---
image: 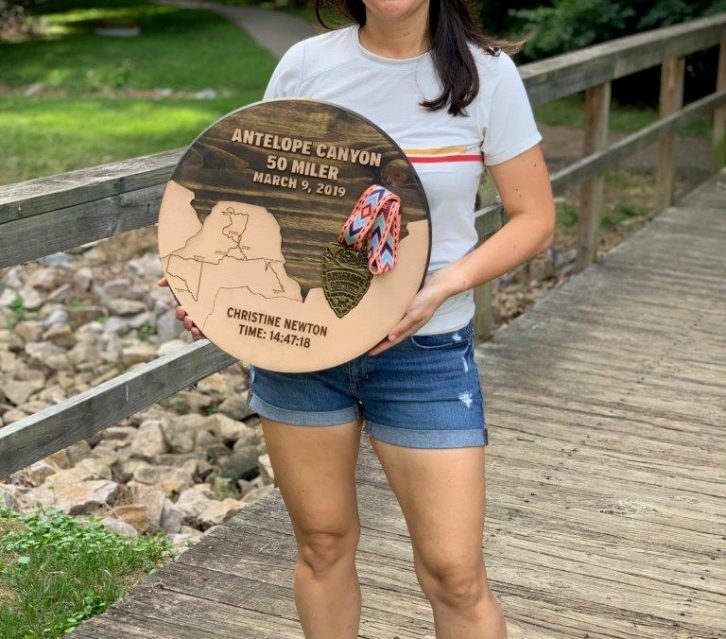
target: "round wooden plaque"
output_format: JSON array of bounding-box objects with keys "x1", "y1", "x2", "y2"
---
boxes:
[{"x1": 158, "y1": 98, "x2": 431, "y2": 372}]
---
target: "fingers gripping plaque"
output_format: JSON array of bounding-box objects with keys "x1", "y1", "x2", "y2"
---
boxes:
[{"x1": 157, "y1": 98, "x2": 431, "y2": 372}]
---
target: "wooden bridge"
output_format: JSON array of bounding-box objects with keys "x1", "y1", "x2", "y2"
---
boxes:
[
  {"x1": 1, "y1": 13, "x2": 724, "y2": 639},
  {"x1": 69, "y1": 169, "x2": 726, "y2": 639}
]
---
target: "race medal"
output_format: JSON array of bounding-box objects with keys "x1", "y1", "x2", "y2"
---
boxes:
[
  {"x1": 157, "y1": 98, "x2": 431, "y2": 372},
  {"x1": 321, "y1": 243, "x2": 372, "y2": 318}
]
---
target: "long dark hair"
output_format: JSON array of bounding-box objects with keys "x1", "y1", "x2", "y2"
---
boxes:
[{"x1": 314, "y1": 0, "x2": 524, "y2": 117}]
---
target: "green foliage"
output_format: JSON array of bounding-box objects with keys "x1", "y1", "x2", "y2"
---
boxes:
[
  {"x1": 601, "y1": 201, "x2": 648, "y2": 228},
  {"x1": 0, "y1": 506, "x2": 173, "y2": 638},
  {"x1": 4, "y1": 293, "x2": 27, "y2": 333},
  {"x1": 137, "y1": 321, "x2": 157, "y2": 342},
  {"x1": 556, "y1": 203, "x2": 579, "y2": 228},
  {"x1": 512, "y1": 0, "x2": 726, "y2": 59}
]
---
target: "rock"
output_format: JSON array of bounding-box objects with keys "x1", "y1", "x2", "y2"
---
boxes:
[
  {"x1": 161, "y1": 414, "x2": 207, "y2": 453},
  {"x1": 155, "y1": 452, "x2": 206, "y2": 468},
  {"x1": 170, "y1": 530, "x2": 203, "y2": 552},
  {"x1": 18, "y1": 399, "x2": 49, "y2": 413},
  {"x1": 102, "y1": 517, "x2": 138, "y2": 537},
  {"x1": 0, "y1": 484, "x2": 26, "y2": 510},
  {"x1": 176, "y1": 484, "x2": 245, "y2": 530},
  {"x1": 75, "y1": 457, "x2": 112, "y2": 480},
  {"x1": 120, "y1": 343, "x2": 156, "y2": 366},
  {"x1": 130, "y1": 419, "x2": 168, "y2": 461},
  {"x1": 14, "y1": 321, "x2": 44, "y2": 343},
  {"x1": 218, "y1": 391, "x2": 254, "y2": 421},
  {"x1": 174, "y1": 389, "x2": 212, "y2": 413},
  {"x1": 18, "y1": 287, "x2": 43, "y2": 311},
  {"x1": 65, "y1": 439, "x2": 92, "y2": 464},
  {"x1": 26, "y1": 267, "x2": 58, "y2": 291},
  {"x1": 112, "y1": 504, "x2": 149, "y2": 534},
  {"x1": 101, "y1": 426, "x2": 137, "y2": 443},
  {"x1": 241, "y1": 484, "x2": 275, "y2": 504},
  {"x1": 210, "y1": 413, "x2": 258, "y2": 445},
  {"x1": 42, "y1": 308, "x2": 69, "y2": 328},
  {"x1": 221, "y1": 447, "x2": 260, "y2": 482},
  {"x1": 66, "y1": 305, "x2": 106, "y2": 326},
  {"x1": 47, "y1": 283, "x2": 73, "y2": 304},
  {"x1": 2, "y1": 408, "x2": 28, "y2": 424},
  {"x1": 43, "y1": 449, "x2": 72, "y2": 469},
  {"x1": 2, "y1": 371, "x2": 45, "y2": 405},
  {"x1": 126, "y1": 482, "x2": 166, "y2": 532},
  {"x1": 42, "y1": 324, "x2": 76, "y2": 349},
  {"x1": 108, "y1": 299, "x2": 146, "y2": 316},
  {"x1": 27, "y1": 474, "x2": 119, "y2": 515},
  {"x1": 13, "y1": 460, "x2": 59, "y2": 487},
  {"x1": 160, "y1": 498, "x2": 185, "y2": 534},
  {"x1": 132, "y1": 465, "x2": 193, "y2": 496},
  {"x1": 156, "y1": 310, "x2": 181, "y2": 342},
  {"x1": 156, "y1": 339, "x2": 186, "y2": 357},
  {"x1": 196, "y1": 373, "x2": 228, "y2": 395},
  {"x1": 258, "y1": 453, "x2": 274, "y2": 484},
  {"x1": 120, "y1": 459, "x2": 152, "y2": 483},
  {"x1": 73, "y1": 267, "x2": 94, "y2": 292},
  {"x1": 24, "y1": 342, "x2": 71, "y2": 371}
]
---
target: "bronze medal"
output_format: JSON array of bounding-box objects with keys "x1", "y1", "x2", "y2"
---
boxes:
[{"x1": 321, "y1": 242, "x2": 373, "y2": 318}]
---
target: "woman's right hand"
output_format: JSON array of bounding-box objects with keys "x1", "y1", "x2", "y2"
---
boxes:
[{"x1": 157, "y1": 276, "x2": 206, "y2": 340}]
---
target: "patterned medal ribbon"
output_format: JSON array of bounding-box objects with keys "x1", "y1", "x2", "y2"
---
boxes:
[{"x1": 337, "y1": 184, "x2": 401, "y2": 275}]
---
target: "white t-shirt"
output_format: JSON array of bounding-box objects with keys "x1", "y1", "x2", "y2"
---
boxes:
[{"x1": 262, "y1": 23, "x2": 542, "y2": 335}]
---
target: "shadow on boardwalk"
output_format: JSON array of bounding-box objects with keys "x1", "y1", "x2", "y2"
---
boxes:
[{"x1": 71, "y1": 171, "x2": 726, "y2": 637}]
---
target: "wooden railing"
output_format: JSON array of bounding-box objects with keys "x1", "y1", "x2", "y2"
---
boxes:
[{"x1": 1, "y1": 14, "x2": 724, "y2": 477}]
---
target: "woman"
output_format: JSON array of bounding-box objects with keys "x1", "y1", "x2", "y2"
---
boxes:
[{"x1": 159, "y1": 0, "x2": 555, "y2": 636}]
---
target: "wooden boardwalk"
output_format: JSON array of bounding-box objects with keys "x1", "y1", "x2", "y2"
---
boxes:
[{"x1": 72, "y1": 171, "x2": 726, "y2": 639}]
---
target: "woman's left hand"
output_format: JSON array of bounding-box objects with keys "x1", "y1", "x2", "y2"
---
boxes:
[{"x1": 366, "y1": 268, "x2": 456, "y2": 356}]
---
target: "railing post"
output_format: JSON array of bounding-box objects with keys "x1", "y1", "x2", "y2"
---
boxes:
[
  {"x1": 575, "y1": 81, "x2": 611, "y2": 272},
  {"x1": 713, "y1": 40, "x2": 726, "y2": 171},
  {"x1": 655, "y1": 56, "x2": 685, "y2": 210},
  {"x1": 473, "y1": 172, "x2": 497, "y2": 344}
]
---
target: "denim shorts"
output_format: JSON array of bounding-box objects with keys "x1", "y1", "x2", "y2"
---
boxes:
[{"x1": 246, "y1": 319, "x2": 488, "y2": 449}]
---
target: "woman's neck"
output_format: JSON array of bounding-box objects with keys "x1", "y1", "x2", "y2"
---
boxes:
[{"x1": 358, "y1": 8, "x2": 430, "y2": 59}]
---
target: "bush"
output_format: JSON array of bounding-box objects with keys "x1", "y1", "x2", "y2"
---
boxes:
[
  {"x1": 511, "y1": 0, "x2": 726, "y2": 60},
  {"x1": 510, "y1": 0, "x2": 726, "y2": 107}
]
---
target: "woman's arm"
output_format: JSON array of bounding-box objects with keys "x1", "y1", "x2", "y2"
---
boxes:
[{"x1": 367, "y1": 142, "x2": 555, "y2": 355}]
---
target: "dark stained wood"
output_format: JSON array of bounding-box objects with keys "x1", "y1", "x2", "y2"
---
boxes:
[
  {"x1": 73, "y1": 171, "x2": 726, "y2": 639},
  {"x1": 166, "y1": 100, "x2": 429, "y2": 295}
]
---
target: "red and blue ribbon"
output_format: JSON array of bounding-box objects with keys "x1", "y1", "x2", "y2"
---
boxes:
[{"x1": 337, "y1": 184, "x2": 401, "y2": 275}]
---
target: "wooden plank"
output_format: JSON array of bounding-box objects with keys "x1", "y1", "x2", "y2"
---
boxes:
[
  {"x1": 713, "y1": 40, "x2": 726, "y2": 169},
  {"x1": 0, "y1": 340, "x2": 237, "y2": 477},
  {"x1": 0, "y1": 149, "x2": 181, "y2": 224},
  {"x1": 576, "y1": 81, "x2": 610, "y2": 271},
  {"x1": 521, "y1": 13, "x2": 726, "y2": 106},
  {"x1": 655, "y1": 57, "x2": 686, "y2": 210}
]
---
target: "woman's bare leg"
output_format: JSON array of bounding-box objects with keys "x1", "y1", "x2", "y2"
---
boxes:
[
  {"x1": 369, "y1": 438, "x2": 506, "y2": 639},
  {"x1": 261, "y1": 416, "x2": 364, "y2": 639}
]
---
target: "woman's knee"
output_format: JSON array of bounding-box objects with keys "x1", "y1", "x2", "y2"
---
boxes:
[
  {"x1": 417, "y1": 555, "x2": 488, "y2": 608},
  {"x1": 296, "y1": 525, "x2": 361, "y2": 577}
]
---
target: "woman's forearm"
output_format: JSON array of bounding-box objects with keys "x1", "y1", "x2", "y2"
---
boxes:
[{"x1": 433, "y1": 211, "x2": 555, "y2": 299}]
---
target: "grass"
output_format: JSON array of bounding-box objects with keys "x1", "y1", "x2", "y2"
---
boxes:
[
  {"x1": 0, "y1": 506, "x2": 174, "y2": 639},
  {"x1": 0, "y1": 0, "x2": 277, "y2": 184},
  {"x1": 0, "y1": 95, "x2": 256, "y2": 182}
]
